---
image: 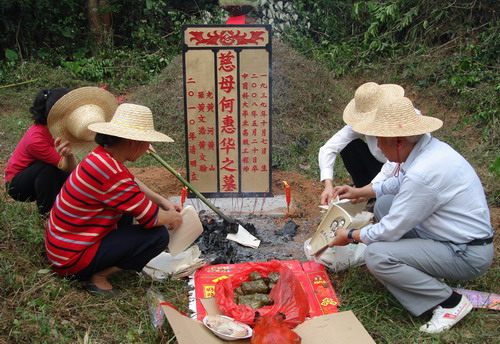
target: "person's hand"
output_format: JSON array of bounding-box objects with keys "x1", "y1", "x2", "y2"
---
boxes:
[
  {"x1": 160, "y1": 198, "x2": 182, "y2": 212},
  {"x1": 320, "y1": 184, "x2": 335, "y2": 205},
  {"x1": 328, "y1": 228, "x2": 349, "y2": 247},
  {"x1": 332, "y1": 185, "x2": 357, "y2": 200},
  {"x1": 164, "y1": 209, "x2": 182, "y2": 230},
  {"x1": 147, "y1": 144, "x2": 157, "y2": 154},
  {"x1": 54, "y1": 137, "x2": 73, "y2": 157}
]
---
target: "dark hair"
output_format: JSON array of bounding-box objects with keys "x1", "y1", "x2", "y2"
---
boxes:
[
  {"x1": 95, "y1": 133, "x2": 124, "y2": 147},
  {"x1": 30, "y1": 88, "x2": 70, "y2": 125}
]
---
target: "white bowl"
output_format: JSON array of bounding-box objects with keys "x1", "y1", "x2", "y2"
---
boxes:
[{"x1": 203, "y1": 315, "x2": 252, "y2": 341}]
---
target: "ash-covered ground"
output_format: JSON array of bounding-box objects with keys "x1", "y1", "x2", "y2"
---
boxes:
[{"x1": 194, "y1": 212, "x2": 321, "y2": 265}]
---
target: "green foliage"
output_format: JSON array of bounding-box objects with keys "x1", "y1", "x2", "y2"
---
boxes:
[
  {"x1": 0, "y1": 1, "x2": 220, "y2": 90},
  {"x1": 490, "y1": 156, "x2": 500, "y2": 177}
]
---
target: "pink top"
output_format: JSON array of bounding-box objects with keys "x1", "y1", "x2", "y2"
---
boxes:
[{"x1": 4, "y1": 124, "x2": 62, "y2": 182}]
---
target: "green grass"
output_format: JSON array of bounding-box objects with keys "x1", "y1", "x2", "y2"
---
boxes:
[
  {"x1": 0, "y1": 198, "x2": 188, "y2": 343},
  {"x1": 335, "y1": 266, "x2": 499, "y2": 343},
  {"x1": 0, "y1": 42, "x2": 498, "y2": 343}
]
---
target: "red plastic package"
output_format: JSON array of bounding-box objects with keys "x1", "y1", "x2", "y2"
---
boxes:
[
  {"x1": 251, "y1": 312, "x2": 302, "y2": 344},
  {"x1": 215, "y1": 260, "x2": 309, "y2": 327}
]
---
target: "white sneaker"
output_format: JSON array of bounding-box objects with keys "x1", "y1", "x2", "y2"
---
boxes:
[{"x1": 419, "y1": 295, "x2": 473, "y2": 333}]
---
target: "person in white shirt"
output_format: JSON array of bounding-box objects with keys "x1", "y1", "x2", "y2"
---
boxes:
[
  {"x1": 319, "y1": 82, "x2": 404, "y2": 205},
  {"x1": 330, "y1": 95, "x2": 494, "y2": 333}
]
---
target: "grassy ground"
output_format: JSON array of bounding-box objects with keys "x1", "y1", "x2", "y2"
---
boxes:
[{"x1": 0, "y1": 42, "x2": 498, "y2": 343}]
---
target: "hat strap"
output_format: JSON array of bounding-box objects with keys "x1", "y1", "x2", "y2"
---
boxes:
[{"x1": 394, "y1": 139, "x2": 401, "y2": 178}]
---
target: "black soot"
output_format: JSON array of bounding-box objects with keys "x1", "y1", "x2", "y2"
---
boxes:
[{"x1": 194, "y1": 211, "x2": 308, "y2": 264}]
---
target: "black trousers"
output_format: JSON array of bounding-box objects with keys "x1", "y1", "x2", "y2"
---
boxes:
[
  {"x1": 74, "y1": 215, "x2": 169, "y2": 281},
  {"x1": 5, "y1": 160, "x2": 70, "y2": 215},
  {"x1": 340, "y1": 138, "x2": 384, "y2": 188}
]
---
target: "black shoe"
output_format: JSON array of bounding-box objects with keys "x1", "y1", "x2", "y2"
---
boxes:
[{"x1": 83, "y1": 283, "x2": 121, "y2": 298}]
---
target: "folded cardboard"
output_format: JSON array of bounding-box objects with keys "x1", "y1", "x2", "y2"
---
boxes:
[
  {"x1": 168, "y1": 205, "x2": 204, "y2": 256},
  {"x1": 162, "y1": 297, "x2": 375, "y2": 344}
]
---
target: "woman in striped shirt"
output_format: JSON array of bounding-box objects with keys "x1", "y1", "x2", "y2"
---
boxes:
[{"x1": 45, "y1": 103, "x2": 182, "y2": 296}]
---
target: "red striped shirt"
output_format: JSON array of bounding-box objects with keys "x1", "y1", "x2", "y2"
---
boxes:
[{"x1": 45, "y1": 146, "x2": 159, "y2": 276}]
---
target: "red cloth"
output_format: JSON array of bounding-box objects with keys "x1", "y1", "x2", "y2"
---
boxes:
[
  {"x1": 226, "y1": 15, "x2": 246, "y2": 24},
  {"x1": 45, "y1": 146, "x2": 160, "y2": 276},
  {"x1": 4, "y1": 124, "x2": 62, "y2": 182}
]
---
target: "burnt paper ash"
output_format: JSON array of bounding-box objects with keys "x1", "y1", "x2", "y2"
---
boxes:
[
  {"x1": 194, "y1": 215, "x2": 305, "y2": 265},
  {"x1": 194, "y1": 217, "x2": 259, "y2": 265},
  {"x1": 275, "y1": 220, "x2": 299, "y2": 241}
]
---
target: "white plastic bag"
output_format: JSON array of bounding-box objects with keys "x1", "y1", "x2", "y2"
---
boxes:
[{"x1": 304, "y1": 238, "x2": 367, "y2": 273}]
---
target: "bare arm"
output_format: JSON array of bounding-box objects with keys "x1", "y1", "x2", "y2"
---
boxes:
[{"x1": 135, "y1": 178, "x2": 183, "y2": 229}]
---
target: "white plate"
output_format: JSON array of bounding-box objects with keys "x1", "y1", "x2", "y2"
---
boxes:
[{"x1": 203, "y1": 315, "x2": 252, "y2": 341}]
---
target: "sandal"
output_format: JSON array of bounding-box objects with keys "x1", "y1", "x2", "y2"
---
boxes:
[{"x1": 83, "y1": 283, "x2": 120, "y2": 298}]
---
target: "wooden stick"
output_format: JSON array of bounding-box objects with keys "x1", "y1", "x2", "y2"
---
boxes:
[
  {"x1": 0, "y1": 79, "x2": 38, "y2": 89},
  {"x1": 148, "y1": 150, "x2": 235, "y2": 224}
]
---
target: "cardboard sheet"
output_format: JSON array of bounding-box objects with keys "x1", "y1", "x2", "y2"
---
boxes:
[
  {"x1": 168, "y1": 205, "x2": 203, "y2": 256},
  {"x1": 162, "y1": 298, "x2": 375, "y2": 344}
]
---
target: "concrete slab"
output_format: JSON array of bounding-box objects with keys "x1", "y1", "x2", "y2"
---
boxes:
[{"x1": 170, "y1": 195, "x2": 288, "y2": 216}]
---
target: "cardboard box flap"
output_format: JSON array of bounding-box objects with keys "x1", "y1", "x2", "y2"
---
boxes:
[
  {"x1": 165, "y1": 299, "x2": 374, "y2": 344},
  {"x1": 294, "y1": 310, "x2": 375, "y2": 344},
  {"x1": 162, "y1": 303, "x2": 250, "y2": 344}
]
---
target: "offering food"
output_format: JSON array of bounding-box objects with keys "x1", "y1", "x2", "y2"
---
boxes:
[
  {"x1": 241, "y1": 280, "x2": 269, "y2": 295},
  {"x1": 234, "y1": 271, "x2": 280, "y2": 309},
  {"x1": 237, "y1": 293, "x2": 274, "y2": 309},
  {"x1": 203, "y1": 315, "x2": 252, "y2": 340}
]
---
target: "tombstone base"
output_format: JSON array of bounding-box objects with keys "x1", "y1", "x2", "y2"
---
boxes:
[{"x1": 170, "y1": 195, "x2": 289, "y2": 217}]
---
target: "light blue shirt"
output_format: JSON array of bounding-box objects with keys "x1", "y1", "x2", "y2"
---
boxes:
[{"x1": 360, "y1": 135, "x2": 492, "y2": 245}]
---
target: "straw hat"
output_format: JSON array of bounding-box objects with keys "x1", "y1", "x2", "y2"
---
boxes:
[
  {"x1": 352, "y1": 96, "x2": 443, "y2": 137},
  {"x1": 48, "y1": 87, "x2": 118, "y2": 153},
  {"x1": 88, "y1": 103, "x2": 174, "y2": 142},
  {"x1": 343, "y1": 82, "x2": 405, "y2": 126}
]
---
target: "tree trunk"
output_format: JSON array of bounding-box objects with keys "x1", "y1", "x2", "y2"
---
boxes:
[{"x1": 87, "y1": 0, "x2": 111, "y2": 45}]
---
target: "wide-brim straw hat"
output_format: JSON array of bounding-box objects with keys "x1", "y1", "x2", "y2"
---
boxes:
[
  {"x1": 48, "y1": 87, "x2": 118, "y2": 153},
  {"x1": 343, "y1": 82, "x2": 405, "y2": 126},
  {"x1": 352, "y1": 96, "x2": 443, "y2": 137},
  {"x1": 88, "y1": 103, "x2": 174, "y2": 142}
]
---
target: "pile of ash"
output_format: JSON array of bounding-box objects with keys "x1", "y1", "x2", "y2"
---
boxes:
[{"x1": 194, "y1": 212, "x2": 308, "y2": 265}]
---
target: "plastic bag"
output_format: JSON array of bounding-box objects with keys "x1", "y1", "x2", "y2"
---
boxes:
[
  {"x1": 251, "y1": 313, "x2": 302, "y2": 344},
  {"x1": 304, "y1": 238, "x2": 367, "y2": 273},
  {"x1": 215, "y1": 260, "x2": 309, "y2": 328},
  {"x1": 146, "y1": 286, "x2": 167, "y2": 329}
]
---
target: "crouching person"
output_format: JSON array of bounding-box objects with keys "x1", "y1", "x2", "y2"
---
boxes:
[
  {"x1": 45, "y1": 103, "x2": 182, "y2": 296},
  {"x1": 330, "y1": 95, "x2": 493, "y2": 333}
]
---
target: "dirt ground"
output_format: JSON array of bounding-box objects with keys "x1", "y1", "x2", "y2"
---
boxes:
[{"x1": 130, "y1": 167, "x2": 324, "y2": 220}]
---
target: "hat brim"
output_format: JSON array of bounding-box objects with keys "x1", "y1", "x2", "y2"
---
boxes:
[
  {"x1": 352, "y1": 115, "x2": 443, "y2": 137},
  {"x1": 343, "y1": 84, "x2": 404, "y2": 126},
  {"x1": 88, "y1": 122, "x2": 174, "y2": 142},
  {"x1": 48, "y1": 87, "x2": 118, "y2": 154}
]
